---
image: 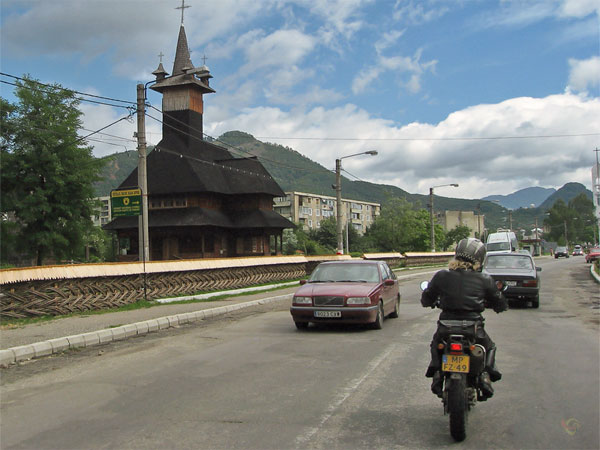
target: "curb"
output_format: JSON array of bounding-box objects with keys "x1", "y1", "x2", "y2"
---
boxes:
[
  {"x1": 0, "y1": 293, "x2": 293, "y2": 367},
  {"x1": 591, "y1": 263, "x2": 600, "y2": 284}
]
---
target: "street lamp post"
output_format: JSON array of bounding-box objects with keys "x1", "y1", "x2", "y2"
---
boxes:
[
  {"x1": 429, "y1": 183, "x2": 459, "y2": 252},
  {"x1": 335, "y1": 150, "x2": 378, "y2": 254}
]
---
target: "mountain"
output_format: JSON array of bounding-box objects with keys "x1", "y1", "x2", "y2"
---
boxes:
[
  {"x1": 92, "y1": 131, "x2": 590, "y2": 233},
  {"x1": 94, "y1": 150, "x2": 140, "y2": 197},
  {"x1": 538, "y1": 182, "x2": 592, "y2": 209},
  {"x1": 482, "y1": 187, "x2": 556, "y2": 210}
]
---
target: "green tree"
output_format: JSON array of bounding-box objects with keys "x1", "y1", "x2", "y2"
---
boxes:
[
  {"x1": 313, "y1": 216, "x2": 337, "y2": 250},
  {"x1": 442, "y1": 225, "x2": 472, "y2": 250},
  {"x1": 568, "y1": 193, "x2": 596, "y2": 244},
  {"x1": 365, "y1": 197, "x2": 430, "y2": 252},
  {"x1": 1, "y1": 77, "x2": 103, "y2": 265}
]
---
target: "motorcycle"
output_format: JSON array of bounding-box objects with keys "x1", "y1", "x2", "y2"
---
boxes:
[{"x1": 420, "y1": 280, "x2": 503, "y2": 442}]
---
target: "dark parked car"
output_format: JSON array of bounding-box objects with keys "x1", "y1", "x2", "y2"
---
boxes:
[
  {"x1": 483, "y1": 253, "x2": 542, "y2": 308},
  {"x1": 290, "y1": 260, "x2": 400, "y2": 329},
  {"x1": 585, "y1": 247, "x2": 600, "y2": 263},
  {"x1": 554, "y1": 246, "x2": 569, "y2": 258}
]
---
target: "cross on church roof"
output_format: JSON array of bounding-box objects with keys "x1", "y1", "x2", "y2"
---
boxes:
[
  {"x1": 158, "y1": 52, "x2": 164, "y2": 63},
  {"x1": 175, "y1": 0, "x2": 190, "y2": 25},
  {"x1": 201, "y1": 54, "x2": 208, "y2": 65}
]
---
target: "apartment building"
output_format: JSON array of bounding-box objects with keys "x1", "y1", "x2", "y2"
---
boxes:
[
  {"x1": 440, "y1": 210, "x2": 485, "y2": 238},
  {"x1": 92, "y1": 196, "x2": 112, "y2": 227},
  {"x1": 274, "y1": 191, "x2": 380, "y2": 235}
]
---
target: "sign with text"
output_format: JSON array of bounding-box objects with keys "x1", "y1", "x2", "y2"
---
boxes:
[{"x1": 111, "y1": 188, "x2": 142, "y2": 217}]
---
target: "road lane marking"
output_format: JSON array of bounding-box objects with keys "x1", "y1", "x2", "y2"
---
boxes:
[{"x1": 295, "y1": 343, "x2": 398, "y2": 447}]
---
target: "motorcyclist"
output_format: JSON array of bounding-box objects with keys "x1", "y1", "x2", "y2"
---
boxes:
[{"x1": 421, "y1": 238, "x2": 508, "y2": 399}]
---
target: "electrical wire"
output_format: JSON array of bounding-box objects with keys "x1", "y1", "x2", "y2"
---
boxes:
[
  {"x1": 144, "y1": 112, "x2": 277, "y2": 181},
  {"x1": 254, "y1": 133, "x2": 600, "y2": 142},
  {"x1": 81, "y1": 128, "x2": 137, "y2": 143},
  {"x1": 147, "y1": 104, "x2": 317, "y2": 172},
  {"x1": 0, "y1": 79, "x2": 134, "y2": 111},
  {"x1": 1, "y1": 72, "x2": 135, "y2": 106}
]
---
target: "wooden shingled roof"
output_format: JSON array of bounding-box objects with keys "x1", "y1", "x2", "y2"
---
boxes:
[{"x1": 119, "y1": 139, "x2": 284, "y2": 197}]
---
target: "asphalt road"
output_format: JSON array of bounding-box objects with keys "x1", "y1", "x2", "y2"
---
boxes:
[{"x1": 1, "y1": 258, "x2": 598, "y2": 449}]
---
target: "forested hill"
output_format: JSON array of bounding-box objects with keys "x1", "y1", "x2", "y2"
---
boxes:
[
  {"x1": 92, "y1": 131, "x2": 590, "y2": 231},
  {"x1": 214, "y1": 131, "x2": 412, "y2": 204}
]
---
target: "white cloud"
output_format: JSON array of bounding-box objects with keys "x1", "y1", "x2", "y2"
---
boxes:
[
  {"x1": 205, "y1": 92, "x2": 600, "y2": 199},
  {"x1": 393, "y1": 0, "x2": 451, "y2": 25},
  {"x1": 352, "y1": 47, "x2": 437, "y2": 95},
  {"x1": 567, "y1": 56, "x2": 600, "y2": 94},
  {"x1": 241, "y1": 29, "x2": 317, "y2": 71},
  {"x1": 477, "y1": 0, "x2": 599, "y2": 28},
  {"x1": 81, "y1": 102, "x2": 161, "y2": 158},
  {"x1": 558, "y1": 0, "x2": 600, "y2": 18}
]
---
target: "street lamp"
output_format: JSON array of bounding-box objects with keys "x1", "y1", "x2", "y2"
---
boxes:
[
  {"x1": 335, "y1": 150, "x2": 378, "y2": 254},
  {"x1": 429, "y1": 183, "x2": 459, "y2": 252}
]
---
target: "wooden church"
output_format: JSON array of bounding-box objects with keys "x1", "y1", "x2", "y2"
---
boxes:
[{"x1": 105, "y1": 23, "x2": 293, "y2": 261}]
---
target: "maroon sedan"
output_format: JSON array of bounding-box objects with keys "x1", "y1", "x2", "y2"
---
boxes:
[
  {"x1": 290, "y1": 260, "x2": 401, "y2": 329},
  {"x1": 585, "y1": 247, "x2": 600, "y2": 263}
]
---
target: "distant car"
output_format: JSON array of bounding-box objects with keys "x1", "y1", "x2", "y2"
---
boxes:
[
  {"x1": 290, "y1": 260, "x2": 400, "y2": 329},
  {"x1": 572, "y1": 246, "x2": 583, "y2": 256},
  {"x1": 554, "y1": 246, "x2": 569, "y2": 259},
  {"x1": 585, "y1": 247, "x2": 600, "y2": 264},
  {"x1": 483, "y1": 253, "x2": 542, "y2": 308}
]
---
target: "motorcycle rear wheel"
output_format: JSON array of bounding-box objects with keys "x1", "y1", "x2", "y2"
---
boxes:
[{"x1": 448, "y1": 376, "x2": 468, "y2": 442}]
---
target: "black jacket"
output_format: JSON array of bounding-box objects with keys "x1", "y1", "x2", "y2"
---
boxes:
[{"x1": 421, "y1": 269, "x2": 507, "y2": 319}]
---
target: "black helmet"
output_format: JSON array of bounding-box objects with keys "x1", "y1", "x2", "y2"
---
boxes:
[{"x1": 455, "y1": 238, "x2": 486, "y2": 265}]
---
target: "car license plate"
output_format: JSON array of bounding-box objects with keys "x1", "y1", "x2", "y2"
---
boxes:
[
  {"x1": 505, "y1": 281, "x2": 517, "y2": 286},
  {"x1": 442, "y1": 354, "x2": 470, "y2": 373},
  {"x1": 314, "y1": 310, "x2": 341, "y2": 318}
]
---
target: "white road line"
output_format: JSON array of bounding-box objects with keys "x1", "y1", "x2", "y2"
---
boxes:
[{"x1": 295, "y1": 343, "x2": 398, "y2": 447}]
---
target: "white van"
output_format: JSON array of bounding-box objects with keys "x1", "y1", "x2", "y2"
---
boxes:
[{"x1": 486, "y1": 231, "x2": 518, "y2": 255}]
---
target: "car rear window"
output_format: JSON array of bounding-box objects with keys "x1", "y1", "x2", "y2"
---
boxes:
[
  {"x1": 487, "y1": 242, "x2": 511, "y2": 251},
  {"x1": 485, "y1": 255, "x2": 533, "y2": 270},
  {"x1": 310, "y1": 263, "x2": 380, "y2": 283}
]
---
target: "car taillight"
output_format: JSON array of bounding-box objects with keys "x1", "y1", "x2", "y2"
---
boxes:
[
  {"x1": 450, "y1": 343, "x2": 463, "y2": 352},
  {"x1": 522, "y1": 279, "x2": 537, "y2": 287}
]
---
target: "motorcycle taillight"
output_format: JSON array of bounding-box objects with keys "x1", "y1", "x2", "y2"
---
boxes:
[{"x1": 450, "y1": 343, "x2": 463, "y2": 352}]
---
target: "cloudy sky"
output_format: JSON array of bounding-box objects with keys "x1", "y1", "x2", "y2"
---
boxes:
[{"x1": 1, "y1": 0, "x2": 599, "y2": 199}]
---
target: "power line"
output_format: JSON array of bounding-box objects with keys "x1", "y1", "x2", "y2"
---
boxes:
[
  {"x1": 146, "y1": 104, "x2": 316, "y2": 172},
  {"x1": 81, "y1": 128, "x2": 137, "y2": 143},
  {"x1": 0, "y1": 79, "x2": 134, "y2": 111},
  {"x1": 254, "y1": 133, "x2": 600, "y2": 142},
  {"x1": 0, "y1": 72, "x2": 135, "y2": 106},
  {"x1": 144, "y1": 112, "x2": 277, "y2": 181}
]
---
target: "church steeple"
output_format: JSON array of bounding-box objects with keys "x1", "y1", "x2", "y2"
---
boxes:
[
  {"x1": 172, "y1": 25, "x2": 194, "y2": 76},
  {"x1": 150, "y1": 22, "x2": 215, "y2": 147}
]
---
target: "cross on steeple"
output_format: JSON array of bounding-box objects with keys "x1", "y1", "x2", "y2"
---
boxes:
[
  {"x1": 158, "y1": 52, "x2": 164, "y2": 63},
  {"x1": 175, "y1": 0, "x2": 190, "y2": 25},
  {"x1": 201, "y1": 54, "x2": 208, "y2": 65}
]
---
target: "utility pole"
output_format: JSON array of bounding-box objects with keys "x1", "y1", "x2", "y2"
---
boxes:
[
  {"x1": 334, "y1": 150, "x2": 378, "y2": 254},
  {"x1": 136, "y1": 84, "x2": 149, "y2": 263},
  {"x1": 477, "y1": 202, "x2": 481, "y2": 239},
  {"x1": 429, "y1": 183, "x2": 459, "y2": 252},
  {"x1": 335, "y1": 158, "x2": 343, "y2": 254},
  {"x1": 535, "y1": 216, "x2": 539, "y2": 256},
  {"x1": 429, "y1": 187, "x2": 435, "y2": 252}
]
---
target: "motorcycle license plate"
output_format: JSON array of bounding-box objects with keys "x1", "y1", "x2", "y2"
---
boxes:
[{"x1": 442, "y1": 354, "x2": 470, "y2": 373}]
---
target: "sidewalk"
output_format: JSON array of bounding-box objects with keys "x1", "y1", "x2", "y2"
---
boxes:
[{"x1": 0, "y1": 284, "x2": 298, "y2": 366}]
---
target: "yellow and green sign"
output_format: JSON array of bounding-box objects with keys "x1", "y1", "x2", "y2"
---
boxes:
[{"x1": 110, "y1": 188, "x2": 142, "y2": 217}]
